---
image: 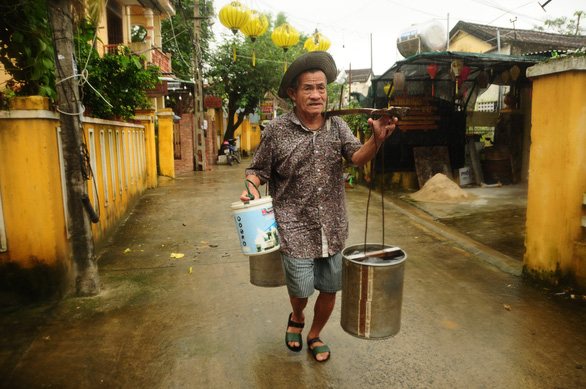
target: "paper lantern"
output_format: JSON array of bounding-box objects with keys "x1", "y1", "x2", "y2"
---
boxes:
[
  {"x1": 509, "y1": 65, "x2": 521, "y2": 81},
  {"x1": 272, "y1": 23, "x2": 299, "y2": 52},
  {"x1": 272, "y1": 23, "x2": 300, "y2": 71},
  {"x1": 458, "y1": 65, "x2": 471, "y2": 87},
  {"x1": 427, "y1": 63, "x2": 439, "y2": 95},
  {"x1": 384, "y1": 83, "x2": 394, "y2": 98},
  {"x1": 304, "y1": 30, "x2": 331, "y2": 52},
  {"x1": 219, "y1": 1, "x2": 250, "y2": 34},
  {"x1": 241, "y1": 10, "x2": 268, "y2": 66},
  {"x1": 451, "y1": 60, "x2": 464, "y2": 94},
  {"x1": 384, "y1": 84, "x2": 391, "y2": 95},
  {"x1": 219, "y1": 1, "x2": 251, "y2": 60},
  {"x1": 393, "y1": 71, "x2": 405, "y2": 91},
  {"x1": 502, "y1": 70, "x2": 511, "y2": 84},
  {"x1": 450, "y1": 60, "x2": 463, "y2": 77}
]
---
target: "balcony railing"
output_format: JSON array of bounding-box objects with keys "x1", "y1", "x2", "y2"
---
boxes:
[
  {"x1": 128, "y1": 42, "x2": 172, "y2": 74},
  {"x1": 103, "y1": 44, "x2": 120, "y2": 55},
  {"x1": 103, "y1": 43, "x2": 172, "y2": 75}
]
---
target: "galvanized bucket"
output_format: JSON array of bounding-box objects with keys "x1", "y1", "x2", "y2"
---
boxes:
[
  {"x1": 341, "y1": 243, "x2": 407, "y2": 339},
  {"x1": 249, "y1": 249, "x2": 286, "y2": 287}
]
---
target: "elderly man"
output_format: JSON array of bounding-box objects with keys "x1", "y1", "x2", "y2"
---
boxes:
[{"x1": 240, "y1": 51, "x2": 397, "y2": 362}]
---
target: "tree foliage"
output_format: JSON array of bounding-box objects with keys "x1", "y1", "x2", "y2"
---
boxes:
[
  {"x1": 534, "y1": 11, "x2": 585, "y2": 35},
  {"x1": 206, "y1": 12, "x2": 309, "y2": 141},
  {"x1": 76, "y1": 38, "x2": 160, "y2": 120},
  {"x1": 327, "y1": 80, "x2": 345, "y2": 108},
  {"x1": 0, "y1": 0, "x2": 56, "y2": 102},
  {"x1": 162, "y1": 0, "x2": 215, "y2": 81},
  {"x1": 0, "y1": 1, "x2": 159, "y2": 119},
  {"x1": 342, "y1": 101, "x2": 370, "y2": 136}
]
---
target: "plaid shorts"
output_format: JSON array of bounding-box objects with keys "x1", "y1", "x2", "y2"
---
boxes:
[{"x1": 280, "y1": 252, "x2": 343, "y2": 298}]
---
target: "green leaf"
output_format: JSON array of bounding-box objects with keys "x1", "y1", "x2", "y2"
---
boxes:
[
  {"x1": 42, "y1": 57, "x2": 54, "y2": 70},
  {"x1": 31, "y1": 67, "x2": 41, "y2": 81},
  {"x1": 131, "y1": 56, "x2": 141, "y2": 69},
  {"x1": 12, "y1": 32, "x2": 23, "y2": 43}
]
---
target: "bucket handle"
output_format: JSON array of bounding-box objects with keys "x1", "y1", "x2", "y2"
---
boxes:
[{"x1": 245, "y1": 179, "x2": 261, "y2": 201}]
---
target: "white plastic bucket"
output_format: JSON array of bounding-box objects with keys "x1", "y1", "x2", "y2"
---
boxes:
[{"x1": 231, "y1": 197, "x2": 280, "y2": 256}]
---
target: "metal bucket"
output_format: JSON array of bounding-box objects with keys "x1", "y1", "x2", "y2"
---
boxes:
[
  {"x1": 249, "y1": 250, "x2": 286, "y2": 287},
  {"x1": 341, "y1": 243, "x2": 407, "y2": 339}
]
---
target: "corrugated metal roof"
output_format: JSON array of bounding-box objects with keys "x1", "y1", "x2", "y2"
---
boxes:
[
  {"x1": 450, "y1": 21, "x2": 586, "y2": 52},
  {"x1": 344, "y1": 68, "x2": 373, "y2": 83}
]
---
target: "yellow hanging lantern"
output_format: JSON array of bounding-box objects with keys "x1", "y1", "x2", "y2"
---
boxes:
[
  {"x1": 219, "y1": 1, "x2": 251, "y2": 60},
  {"x1": 304, "y1": 30, "x2": 331, "y2": 52},
  {"x1": 241, "y1": 10, "x2": 268, "y2": 67},
  {"x1": 272, "y1": 23, "x2": 300, "y2": 71},
  {"x1": 383, "y1": 84, "x2": 392, "y2": 95},
  {"x1": 502, "y1": 69, "x2": 511, "y2": 84}
]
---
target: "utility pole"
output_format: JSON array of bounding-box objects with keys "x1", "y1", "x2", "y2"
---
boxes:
[
  {"x1": 193, "y1": 1, "x2": 206, "y2": 171},
  {"x1": 47, "y1": 0, "x2": 100, "y2": 296}
]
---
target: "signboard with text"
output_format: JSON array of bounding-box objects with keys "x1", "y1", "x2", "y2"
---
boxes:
[{"x1": 260, "y1": 99, "x2": 274, "y2": 121}]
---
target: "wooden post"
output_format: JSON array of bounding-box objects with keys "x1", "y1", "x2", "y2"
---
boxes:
[{"x1": 466, "y1": 136, "x2": 484, "y2": 185}]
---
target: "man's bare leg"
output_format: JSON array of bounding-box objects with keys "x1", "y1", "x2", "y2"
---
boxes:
[
  {"x1": 307, "y1": 291, "x2": 336, "y2": 361},
  {"x1": 287, "y1": 296, "x2": 308, "y2": 349}
]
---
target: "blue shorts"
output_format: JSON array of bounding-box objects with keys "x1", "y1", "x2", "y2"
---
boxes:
[{"x1": 281, "y1": 253, "x2": 343, "y2": 298}]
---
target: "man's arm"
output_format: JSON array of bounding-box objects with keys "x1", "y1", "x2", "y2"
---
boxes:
[{"x1": 351, "y1": 116, "x2": 398, "y2": 167}]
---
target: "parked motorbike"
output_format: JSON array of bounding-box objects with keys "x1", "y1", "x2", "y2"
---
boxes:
[{"x1": 222, "y1": 139, "x2": 241, "y2": 165}]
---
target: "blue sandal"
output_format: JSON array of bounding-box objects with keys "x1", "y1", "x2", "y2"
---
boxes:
[
  {"x1": 308, "y1": 337, "x2": 331, "y2": 362},
  {"x1": 285, "y1": 313, "x2": 304, "y2": 352}
]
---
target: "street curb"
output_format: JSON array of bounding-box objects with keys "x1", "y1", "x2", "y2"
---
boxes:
[{"x1": 352, "y1": 186, "x2": 523, "y2": 277}]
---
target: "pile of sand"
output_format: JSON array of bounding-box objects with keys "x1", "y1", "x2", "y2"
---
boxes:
[{"x1": 410, "y1": 173, "x2": 478, "y2": 203}]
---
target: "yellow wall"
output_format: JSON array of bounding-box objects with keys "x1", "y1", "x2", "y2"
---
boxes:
[
  {"x1": 524, "y1": 58, "x2": 586, "y2": 291},
  {"x1": 0, "y1": 100, "x2": 70, "y2": 296},
  {"x1": 0, "y1": 97, "x2": 150, "y2": 298},
  {"x1": 234, "y1": 119, "x2": 262, "y2": 156},
  {"x1": 449, "y1": 31, "x2": 494, "y2": 53},
  {"x1": 135, "y1": 109, "x2": 158, "y2": 188},
  {"x1": 157, "y1": 109, "x2": 175, "y2": 178},
  {"x1": 81, "y1": 118, "x2": 148, "y2": 246}
]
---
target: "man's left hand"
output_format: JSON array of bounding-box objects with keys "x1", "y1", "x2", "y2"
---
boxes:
[{"x1": 368, "y1": 115, "x2": 398, "y2": 144}]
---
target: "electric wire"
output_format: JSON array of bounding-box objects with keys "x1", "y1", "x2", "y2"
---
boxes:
[
  {"x1": 166, "y1": 7, "x2": 195, "y2": 75},
  {"x1": 363, "y1": 118, "x2": 386, "y2": 252}
]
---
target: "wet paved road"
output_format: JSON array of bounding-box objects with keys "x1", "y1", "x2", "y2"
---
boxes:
[{"x1": 1, "y1": 161, "x2": 585, "y2": 388}]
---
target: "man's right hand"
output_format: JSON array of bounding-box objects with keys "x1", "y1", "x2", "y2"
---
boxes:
[
  {"x1": 240, "y1": 190, "x2": 259, "y2": 202},
  {"x1": 240, "y1": 175, "x2": 261, "y2": 201}
]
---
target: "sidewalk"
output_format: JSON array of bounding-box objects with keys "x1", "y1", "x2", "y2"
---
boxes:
[{"x1": 1, "y1": 162, "x2": 585, "y2": 389}]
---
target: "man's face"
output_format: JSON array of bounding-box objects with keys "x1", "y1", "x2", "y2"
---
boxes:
[{"x1": 287, "y1": 70, "x2": 328, "y2": 116}]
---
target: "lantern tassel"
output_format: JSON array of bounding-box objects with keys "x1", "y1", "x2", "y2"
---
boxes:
[
  {"x1": 253, "y1": 49, "x2": 256, "y2": 67},
  {"x1": 233, "y1": 43, "x2": 236, "y2": 61},
  {"x1": 283, "y1": 52, "x2": 288, "y2": 72}
]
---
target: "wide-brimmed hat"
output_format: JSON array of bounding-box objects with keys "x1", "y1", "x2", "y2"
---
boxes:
[{"x1": 277, "y1": 51, "x2": 337, "y2": 99}]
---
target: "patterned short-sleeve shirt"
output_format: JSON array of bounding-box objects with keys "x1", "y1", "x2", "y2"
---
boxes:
[{"x1": 245, "y1": 111, "x2": 363, "y2": 259}]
